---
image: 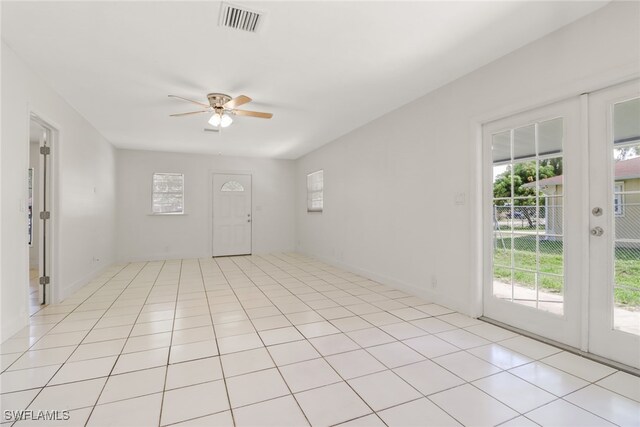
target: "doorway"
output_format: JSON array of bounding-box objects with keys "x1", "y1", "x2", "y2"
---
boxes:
[
  {"x1": 212, "y1": 173, "x2": 252, "y2": 257},
  {"x1": 28, "y1": 115, "x2": 53, "y2": 312},
  {"x1": 483, "y1": 79, "x2": 640, "y2": 369}
]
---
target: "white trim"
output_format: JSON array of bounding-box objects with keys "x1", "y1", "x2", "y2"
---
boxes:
[
  {"x1": 28, "y1": 110, "x2": 61, "y2": 305},
  {"x1": 301, "y1": 251, "x2": 468, "y2": 316},
  {"x1": 579, "y1": 93, "x2": 590, "y2": 353},
  {"x1": 59, "y1": 262, "x2": 113, "y2": 302}
]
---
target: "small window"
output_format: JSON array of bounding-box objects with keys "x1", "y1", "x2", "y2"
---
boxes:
[
  {"x1": 152, "y1": 173, "x2": 184, "y2": 214},
  {"x1": 307, "y1": 170, "x2": 323, "y2": 212},
  {"x1": 614, "y1": 182, "x2": 624, "y2": 217},
  {"x1": 221, "y1": 181, "x2": 245, "y2": 192}
]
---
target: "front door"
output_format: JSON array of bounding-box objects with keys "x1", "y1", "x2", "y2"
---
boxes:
[
  {"x1": 212, "y1": 173, "x2": 252, "y2": 257},
  {"x1": 588, "y1": 80, "x2": 640, "y2": 369}
]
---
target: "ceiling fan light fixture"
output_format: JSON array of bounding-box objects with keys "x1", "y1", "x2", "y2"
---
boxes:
[
  {"x1": 220, "y1": 113, "x2": 233, "y2": 128},
  {"x1": 208, "y1": 112, "x2": 221, "y2": 127},
  {"x1": 208, "y1": 112, "x2": 233, "y2": 128}
]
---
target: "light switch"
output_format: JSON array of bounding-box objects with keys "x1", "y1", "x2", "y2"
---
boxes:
[{"x1": 454, "y1": 192, "x2": 466, "y2": 205}]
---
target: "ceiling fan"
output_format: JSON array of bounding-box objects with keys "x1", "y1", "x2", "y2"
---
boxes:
[{"x1": 168, "y1": 93, "x2": 273, "y2": 128}]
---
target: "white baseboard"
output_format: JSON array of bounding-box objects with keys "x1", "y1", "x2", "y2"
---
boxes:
[
  {"x1": 1, "y1": 312, "x2": 29, "y2": 343},
  {"x1": 299, "y1": 251, "x2": 470, "y2": 317},
  {"x1": 58, "y1": 261, "x2": 115, "y2": 303},
  {"x1": 118, "y1": 252, "x2": 210, "y2": 263}
]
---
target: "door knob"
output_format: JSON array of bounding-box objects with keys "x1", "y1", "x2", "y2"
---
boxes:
[{"x1": 590, "y1": 226, "x2": 604, "y2": 236}]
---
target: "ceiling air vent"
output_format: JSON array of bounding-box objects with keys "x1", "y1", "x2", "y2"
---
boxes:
[{"x1": 219, "y1": 2, "x2": 265, "y2": 33}]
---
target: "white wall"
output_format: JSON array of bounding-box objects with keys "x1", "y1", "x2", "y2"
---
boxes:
[
  {"x1": 116, "y1": 149, "x2": 295, "y2": 261},
  {"x1": 1, "y1": 42, "x2": 117, "y2": 341},
  {"x1": 295, "y1": 2, "x2": 640, "y2": 315}
]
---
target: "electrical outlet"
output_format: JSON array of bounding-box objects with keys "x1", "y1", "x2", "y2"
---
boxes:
[{"x1": 431, "y1": 275, "x2": 438, "y2": 288}]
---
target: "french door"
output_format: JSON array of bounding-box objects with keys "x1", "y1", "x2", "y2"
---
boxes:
[
  {"x1": 588, "y1": 80, "x2": 640, "y2": 368},
  {"x1": 483, "y1": 97, "x2": 585, "y2": 348},
  {"x1": 483, "y1": 80, "x2": 640, "y2": 369},
  {"x1": 212, "y1": 173, "x2": 252, "y2": 257}
]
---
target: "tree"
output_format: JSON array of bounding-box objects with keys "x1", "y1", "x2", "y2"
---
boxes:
[{"x1": 493, "y1": 161, "x2": 558, "y2": 206}]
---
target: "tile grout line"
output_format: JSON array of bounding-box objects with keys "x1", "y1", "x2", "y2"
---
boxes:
[
  {"x1": 84, "y1": 260, "x2": 166, "y2": 426},
  {"x1": 215, "y1": 256, "x2": 314, "y2": 427},
  {"x1": 158, "y1": 258, "x2": 184, "y2": 427},
  {"x1": 1, "y1": 253, "x2": 635, "y2": 427},
  {"x1": 252, "y1": 254, "x2": 479, "y2": 424},
  {"x1": 231, "y1": 255, "x2": 386, "y2": 426},
  {"x1": 199, "y1": 257, "x2": 239, "y2": 427},
  {"x1": 1, "y1": 263, "x2": 130, "y2": 373},
  {"x1": 5, "y1": 264, "x2": 138, "y2": 427},
  {"x1": 250, "y1": 254, "x2": 627, "y2": 425}
]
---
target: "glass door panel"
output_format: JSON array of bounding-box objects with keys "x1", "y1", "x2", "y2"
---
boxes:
[
  {"x1": 484, "y1": 97, "x2": 583, "y2": 348},
  {"x1": 588, "y1": 81, "x2": 640, "y2": 369},
  {"x1": 490, "y1": 122, "x2": 565, "y2": 313}
]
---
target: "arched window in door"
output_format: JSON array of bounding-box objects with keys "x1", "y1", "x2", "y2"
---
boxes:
[{"x1": 221, "y1": 180, "x2": 245, "y2": 192}]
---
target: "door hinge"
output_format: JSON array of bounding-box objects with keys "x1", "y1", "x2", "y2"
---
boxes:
[
  {"x1": 39, "y1": 276, "x2": 50, "y2": 285},
  {"x1": 40, "y1": 146, "x2": 50, "y2": 155},
  {"x1": 39, "y1": 211, "x2": 50, "y2": 220}
]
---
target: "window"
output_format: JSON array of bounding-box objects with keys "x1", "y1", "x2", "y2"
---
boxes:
[
  {"x1": 614, "y1": 182, "x2": 624, "y2": 216},
  {"x1": 307, "y1": 170, "x2": 323, "y2": 212},
  {"x1": 221, "y1": 181, "x2": 245, "y2": 192},
  {"x1": 152, "y1": 173, "x2": 184, "y2": 214},
  {"x1": 490, "y1": 117, "x2": 565, "y2": 314}
]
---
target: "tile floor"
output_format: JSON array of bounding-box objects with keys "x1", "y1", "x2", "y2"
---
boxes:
[{"x1": 1, "y1": 253, "x2": 639, "y2": 426}]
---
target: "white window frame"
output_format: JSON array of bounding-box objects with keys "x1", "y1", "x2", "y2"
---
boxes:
[
  {"x1": 613, "y1": 181, "x2": 624, "y2": 217},
  {"x1": 307, "y1": 170, "x2": 324, "y2": 213},
  {"x1": 152, "y1": 172, "x2": 185, "y2": 215}
]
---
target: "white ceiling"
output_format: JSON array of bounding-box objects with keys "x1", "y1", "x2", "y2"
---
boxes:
[{"x1": 2, "y1": 1, "x2": 607, "y2": 159}]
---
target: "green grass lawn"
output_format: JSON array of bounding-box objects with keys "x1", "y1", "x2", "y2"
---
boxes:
[{"x1": 493, "y1": 236, "x2": 640, "y2": 308}]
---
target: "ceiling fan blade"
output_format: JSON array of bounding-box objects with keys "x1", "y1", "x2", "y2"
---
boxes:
[
  {"x1": 170, "y1": 110, "x2": 210, "y2": 117},
  {"x1": 168, "y1": 95, "x2": 210, "y2": 108},
  {"x1": 232, "y1": 109, "x2": 273, "y2": 119},
  {"x1": 224, "y1": 95, "x2": 252, "y2": 109}
]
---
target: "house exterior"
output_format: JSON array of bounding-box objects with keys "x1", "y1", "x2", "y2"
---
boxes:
[{"x1": 529, "y1": 156, "x2": 640, "y2": 246}]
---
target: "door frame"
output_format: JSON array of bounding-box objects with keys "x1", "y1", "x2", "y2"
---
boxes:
[
  {"x1": 210, "y1": 171, "x2": 253, "y2": 257},
  {"x1": 28, "y1": 111, "x2": 59, "y2": 306}
]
